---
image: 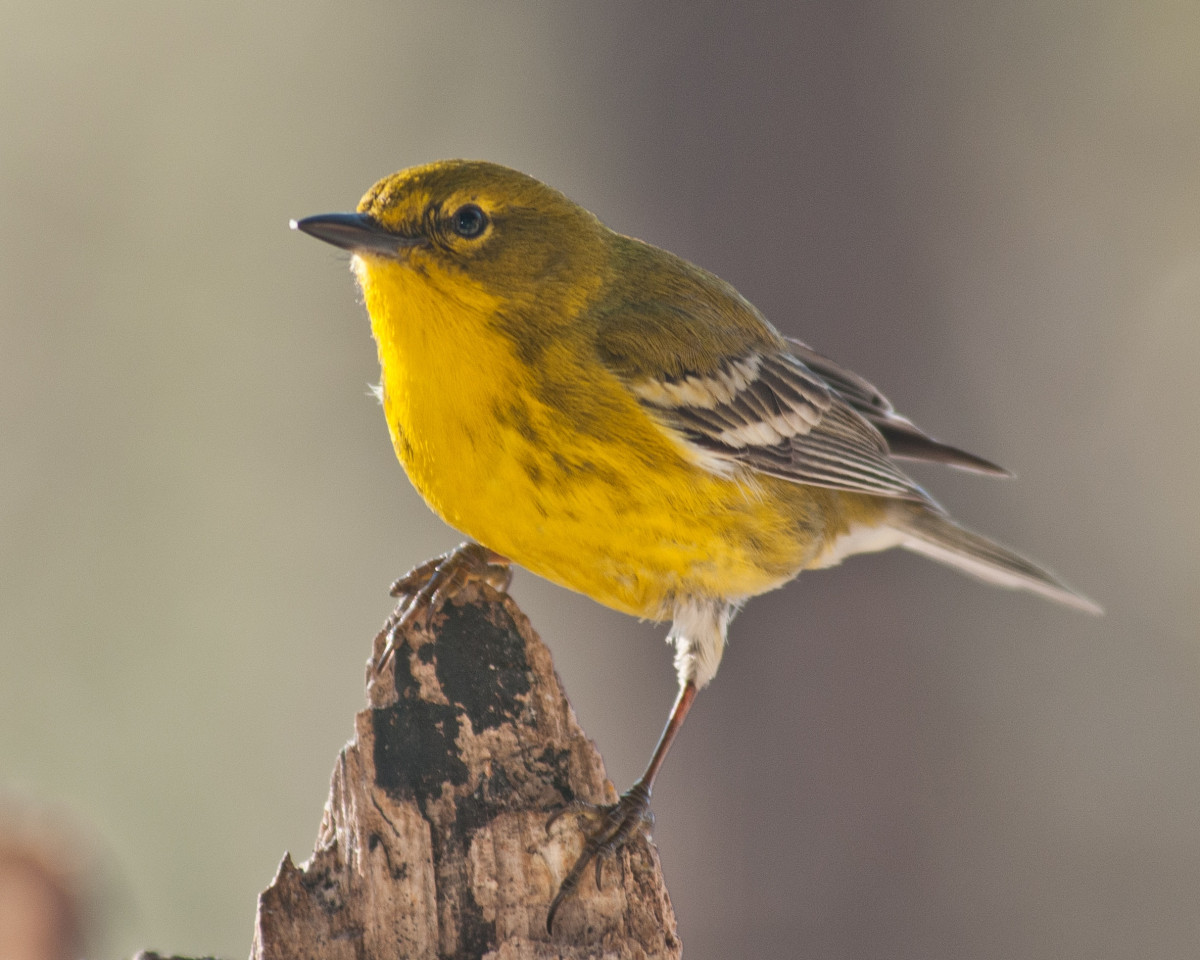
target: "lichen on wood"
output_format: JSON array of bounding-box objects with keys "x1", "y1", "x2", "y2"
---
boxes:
[{"x1": 249, "y1": 578, "x2": 681, "y2": 960}]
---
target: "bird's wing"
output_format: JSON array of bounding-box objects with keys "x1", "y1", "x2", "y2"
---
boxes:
[
  {"x1": 594, "y1": 286, "x2": 918, "y2": 498},
  {"x1": 784, "y1": 338, "x2": 1010, "y2": 476},
  {"x1": 621, "y1": 344, "x2": 925, "y2": 498},
  {"x1": 593, "y1": 239, "x2": 1003, "y2": 497}
]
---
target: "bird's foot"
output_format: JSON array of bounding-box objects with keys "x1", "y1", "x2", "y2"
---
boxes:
[
  {"x1": 375, "y1": 542, "x2": 512, "y2": 672},
  {"x1": 545, "y1": 780, "x2": 654, "y2": 933}
]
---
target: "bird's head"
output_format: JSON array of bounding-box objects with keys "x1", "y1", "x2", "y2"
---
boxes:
[{"x1": 293, "y1": 160, "x2": 610, "y2": 324}]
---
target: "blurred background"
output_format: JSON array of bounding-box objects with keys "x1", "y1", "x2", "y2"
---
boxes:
[{"x1": 2, "y1": 2, "x2": 1197, "y2": 958}]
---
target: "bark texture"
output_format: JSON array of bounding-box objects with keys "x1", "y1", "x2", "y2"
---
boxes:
[{"x1": 249, "y1": 578, "x2": 681, "y2": 960}]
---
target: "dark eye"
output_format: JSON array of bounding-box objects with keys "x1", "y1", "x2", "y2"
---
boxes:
[{"x1": 451, "y1": 203, "x2": 487, "y2": 238}]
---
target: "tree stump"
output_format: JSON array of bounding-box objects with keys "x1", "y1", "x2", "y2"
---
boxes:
[{"x1": 249, "y1": 576, "x2": 681, "y2": 960}]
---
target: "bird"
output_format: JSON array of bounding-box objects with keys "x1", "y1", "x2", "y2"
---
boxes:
[{"x1": 292, "y1": 159, "x2": 1099, "y2": 930}]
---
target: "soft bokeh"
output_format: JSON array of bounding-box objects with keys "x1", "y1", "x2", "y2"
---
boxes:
[{"x1": 2, "y1": 3, "x2": 1196, "y2": 958}]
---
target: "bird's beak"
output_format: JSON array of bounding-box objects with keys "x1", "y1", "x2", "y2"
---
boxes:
[{"x1": 290, "y1": 213, "x2": 422, "y2": 258}]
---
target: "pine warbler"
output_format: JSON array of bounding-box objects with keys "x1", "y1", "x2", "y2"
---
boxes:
[{"x1": 293, "y1": 160, "x2": 1098, "y2": 929}]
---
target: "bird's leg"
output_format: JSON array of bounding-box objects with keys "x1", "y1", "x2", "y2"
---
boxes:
[
  {"x1": 376, "y1": 541, "x2": 512, "y2": 672},
  {"x1": 546, "y1": 679, "x2": 698, "y2": 932}
]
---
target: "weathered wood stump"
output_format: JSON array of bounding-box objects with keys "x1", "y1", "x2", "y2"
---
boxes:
[{"x1": 249, "y1": 577, "x2": 681, "y2": 960}]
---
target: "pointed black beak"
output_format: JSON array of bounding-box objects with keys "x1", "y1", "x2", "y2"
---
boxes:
[{"x1": 290, "y1": 213, "x2": 422, "y2": 257}]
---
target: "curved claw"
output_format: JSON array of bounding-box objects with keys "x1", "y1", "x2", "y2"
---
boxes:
[
  {"x1": 376, "y1": 542, "x2": 511, "y2": 673},
  {"x1": 594, "y1": 848, "x2": 612, "y2": 891},
  {"x1": 545, "y1": 781, "x2": 652, "y2": 933}
]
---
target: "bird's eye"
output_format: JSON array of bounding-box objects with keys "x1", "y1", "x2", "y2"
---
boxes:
[{"x1": 451, "y1": 204, "x2": 487, "y2": 239}]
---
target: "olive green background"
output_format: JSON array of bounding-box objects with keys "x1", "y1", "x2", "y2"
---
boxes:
[{"x1": 2, "y1": 3, "x2": 1197, "y2": 958}]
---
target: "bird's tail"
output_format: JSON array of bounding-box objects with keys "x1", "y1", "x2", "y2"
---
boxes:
[{"x1": 893, "y1": 506, "x2": 1102, "y2": 614}]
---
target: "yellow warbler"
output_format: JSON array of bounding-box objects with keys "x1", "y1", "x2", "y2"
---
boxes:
[{"x1": 293, "y1": 159, "x2": 1098, "y2": 928}]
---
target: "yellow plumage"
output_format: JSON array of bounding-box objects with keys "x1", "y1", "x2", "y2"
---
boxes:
[{"x1": 354, "y1": 196, "x2": 876, "y2": 625}]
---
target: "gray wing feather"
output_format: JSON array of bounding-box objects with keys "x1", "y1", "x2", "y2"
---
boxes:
[
  {"x1": 785, "y1": 338, "x2": 1011, "y2": 476},
  {"x1": 638, "y1": 351, "x2": 925, "y2": 499}
]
